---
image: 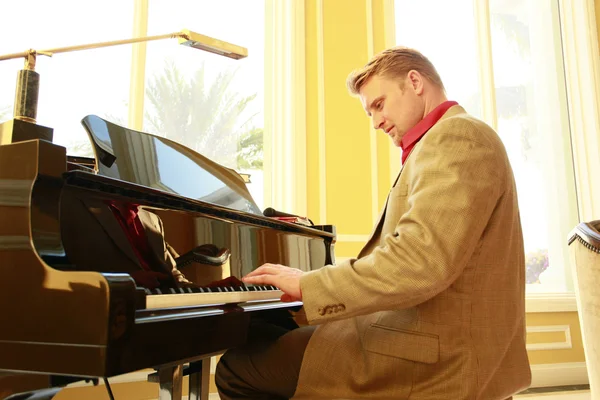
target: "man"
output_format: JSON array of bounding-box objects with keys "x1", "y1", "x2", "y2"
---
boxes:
[{"x1": 216, "y1": 47, "x2": 531, "y2": 399}]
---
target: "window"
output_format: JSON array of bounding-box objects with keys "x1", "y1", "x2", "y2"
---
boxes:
[
  {"x1": 0, "y1": 0, "x2": 266, "y2": 210},
  {"x1": 0, "y1": 1, "x2": 132, "y2": 156},
  {"x1": 142, "y1": 0, "x2": 266, "y2": 209},
  {"x1": 395, "y1": 0, "x2": 578, "y2": 292}
]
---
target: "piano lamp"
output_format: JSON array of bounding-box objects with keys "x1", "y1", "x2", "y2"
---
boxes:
[{"x1": 0, "y1": 29, "x2": 248, "y2": 144}]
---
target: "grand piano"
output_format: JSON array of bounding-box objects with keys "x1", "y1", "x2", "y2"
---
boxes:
[{"x1": 0, "y1": 115, "x2": 335, "y2": 399}]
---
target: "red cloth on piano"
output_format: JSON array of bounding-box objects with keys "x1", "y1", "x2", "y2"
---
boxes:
[{"x1": 107, "y1": 202, "x2": 168, "y2": 288}]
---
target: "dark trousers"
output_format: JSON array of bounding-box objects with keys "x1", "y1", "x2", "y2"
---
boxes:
[{"x1": 215, "y1": 317, "x2": 315, "y2": 399}]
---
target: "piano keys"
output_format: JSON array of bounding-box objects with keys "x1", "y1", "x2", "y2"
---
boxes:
[
  {"x1": 0, "y1": 115, "x2": 335, "y2": 398},
  {"x1": 144, "y1": 285, "x2": 293, "y2": 310}
]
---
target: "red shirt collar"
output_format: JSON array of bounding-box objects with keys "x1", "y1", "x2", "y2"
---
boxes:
[{"x1": 400, "y1": 100, "x2": 458, "y2": 164}]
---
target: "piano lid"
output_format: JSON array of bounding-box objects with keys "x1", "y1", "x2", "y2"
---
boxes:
[{"x1": 81, "y1": 115, "x2": 262, "y2": 215}]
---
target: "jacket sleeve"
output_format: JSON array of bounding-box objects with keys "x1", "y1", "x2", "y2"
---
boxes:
[{"x1": 300, "y1": 118, "x2": 507, "y2": 324}]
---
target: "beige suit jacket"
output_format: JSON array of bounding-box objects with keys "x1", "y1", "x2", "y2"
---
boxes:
[{"x1": 296, "y1": 106, "x2": 531, "y2": 399}]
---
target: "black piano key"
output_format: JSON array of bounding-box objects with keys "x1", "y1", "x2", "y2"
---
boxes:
[{"x1": 222, "y1": 287, "x2": 229, "y2": 292}]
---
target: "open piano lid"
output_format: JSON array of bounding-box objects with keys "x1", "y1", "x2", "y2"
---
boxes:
[{"x1": 80, "y1": 114, "x2": 262, "y2": 215}]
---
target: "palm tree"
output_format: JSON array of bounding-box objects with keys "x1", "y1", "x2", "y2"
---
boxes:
[
  {"x1": 236, "y1": 126, "x2": 263, "y2": 169},
  {"x1": 144, "y1": 60, "x2": 261, "y2": 169}
]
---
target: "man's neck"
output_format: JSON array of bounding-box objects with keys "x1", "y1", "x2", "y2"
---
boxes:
[{"x1": 422, "y1": 92, "x2": 449, "y2": 118}]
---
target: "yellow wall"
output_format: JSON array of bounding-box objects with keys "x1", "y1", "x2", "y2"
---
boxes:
[
  {"x1": 526, "y1": 312, "x2": 586, "y2": 365},
  {"x1": 306, "y1": 0, "x2": 395, "y2": 237}
]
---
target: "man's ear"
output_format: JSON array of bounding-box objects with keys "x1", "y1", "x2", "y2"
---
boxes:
[{"x1": 407, "y1": 70, "x2": 424, "y2": 95}]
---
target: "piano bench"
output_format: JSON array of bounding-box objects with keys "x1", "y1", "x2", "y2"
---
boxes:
[{"x1": 4, "y1": 387, "x2": 62, "y2": 400}]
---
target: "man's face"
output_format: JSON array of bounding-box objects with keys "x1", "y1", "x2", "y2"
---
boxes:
[{"x1": 359, "y1": 73, "x2": 424, "y2": 147}]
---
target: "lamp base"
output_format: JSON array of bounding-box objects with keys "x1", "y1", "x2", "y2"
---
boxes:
[{"x1": 0, "y1": 119, "x2": 53, "y2": 145}]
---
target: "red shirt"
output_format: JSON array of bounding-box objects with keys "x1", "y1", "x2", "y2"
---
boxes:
[
  {"x1": 400, "y1": 100, "x2": 458, "y2": 164},
  {"x1": 107, "y1": 202, "x2": 172, "y2": 289}
]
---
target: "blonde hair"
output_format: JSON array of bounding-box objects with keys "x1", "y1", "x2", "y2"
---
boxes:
[{"x1": 346, "y1": 46, "x2": 445, "y2": 95}]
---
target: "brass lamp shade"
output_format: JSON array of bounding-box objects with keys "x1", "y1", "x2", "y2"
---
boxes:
[{"x1": 178, "y1": 29, "x2": 248, "y2": 59}]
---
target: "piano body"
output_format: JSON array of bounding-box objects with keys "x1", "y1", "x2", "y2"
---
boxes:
[{"x1": 0, "y1": 115, "x2": 335, "y2": 399}]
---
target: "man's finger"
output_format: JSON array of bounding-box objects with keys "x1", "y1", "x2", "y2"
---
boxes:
[
  {"x1": 243, "y1": 264, "x2": 279, "y2": 278},
  {"x1": 242, "y1": 274, "x2": 275, "y2": 285}
]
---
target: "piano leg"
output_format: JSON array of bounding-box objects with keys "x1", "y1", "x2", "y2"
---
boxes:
[
  {"x1": 157, "y1": 364, "x2": 183, "y2": 400},
  {"x1": 188, "y1": 358, "x2": 211, "y2": 400}
]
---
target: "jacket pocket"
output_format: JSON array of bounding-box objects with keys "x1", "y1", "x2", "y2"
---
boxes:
[{"x1": 364, "y1": 324, "x2": 439, "y2": 364}]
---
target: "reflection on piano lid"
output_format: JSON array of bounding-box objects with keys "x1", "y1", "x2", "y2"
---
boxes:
[{"x1": 81, "y1": 114, "x2": 261, "y2": 215}]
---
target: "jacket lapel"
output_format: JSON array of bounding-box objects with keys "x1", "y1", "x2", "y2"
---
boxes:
[
  {"x1": 81, "y1": 198, "x2": 141, "y2": 267},
  {"x1": 137, "y1": 209, "x2": 167, "y2": 264}
]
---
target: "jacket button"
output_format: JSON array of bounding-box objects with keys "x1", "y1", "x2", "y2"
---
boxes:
[
  {"x1": 338, "y1": 304, "x2": 346, "y2": 312},
  {"x1": 393, "y1": 232, "x2": 399, "y2": 237},
  {"x1": 318, "y1": 307, "x2": 325, "y2": 316}
]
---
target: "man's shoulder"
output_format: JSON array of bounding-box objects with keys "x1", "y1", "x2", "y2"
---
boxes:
[
  {"x1": 437, "y1": 105, "x2": 491, "y2": 131},
  {"x1": 430, "y1": 106, "x2": 503, "y2": 149}
]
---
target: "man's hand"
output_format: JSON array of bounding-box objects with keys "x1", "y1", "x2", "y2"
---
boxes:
[{"x1": 242, "y1": 263, "x2": 304, "y2": 302}]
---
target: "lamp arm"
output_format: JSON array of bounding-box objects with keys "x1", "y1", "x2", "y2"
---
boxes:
[{"x1": 0, "y1": 32, "x2": 186, "y2": 63}]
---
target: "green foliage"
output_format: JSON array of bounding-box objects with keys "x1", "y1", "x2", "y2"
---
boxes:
[
  {"x1": 236, "y1": 127, "x2": 263, "y2": 169},
  {"x1": 144, "y1": 60, "x2": 262, "y2": 169},
  {"x1": 68, "y1": 139, "x2": 95, "y2": 158},
  {"x1": 491, "y1": 14, "x2": 530, "y2": 59}
]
